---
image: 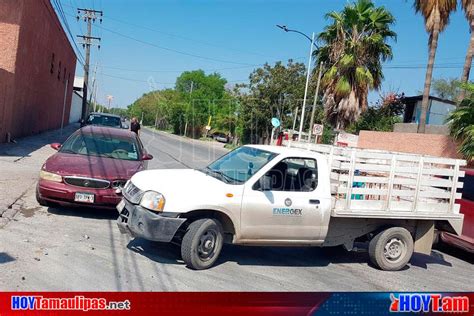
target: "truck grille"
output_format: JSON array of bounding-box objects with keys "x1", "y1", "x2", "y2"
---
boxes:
[
  {"x1": 123, "y1": 181, "x2": 144, "y2": 204},
  {"x1": 64, "y1": 176, "x2": 110, "y2": 189}
]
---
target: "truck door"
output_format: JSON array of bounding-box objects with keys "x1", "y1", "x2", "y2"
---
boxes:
[{"x1": 240, "y1": 157, "x2": 324, "y2": 241}]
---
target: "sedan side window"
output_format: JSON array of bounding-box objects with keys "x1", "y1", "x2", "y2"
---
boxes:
[{"x1": 254, "y1": 158, "x2": 318, "y2": 192}]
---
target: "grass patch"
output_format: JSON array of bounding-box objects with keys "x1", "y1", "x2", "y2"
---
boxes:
[{"x1": 224, "y1": 143, "x2": 238, "y2": 150}]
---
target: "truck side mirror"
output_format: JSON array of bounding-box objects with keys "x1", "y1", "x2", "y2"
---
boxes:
[{"x1": 259, "y1": 174, "x2": 272, "y2": 191}]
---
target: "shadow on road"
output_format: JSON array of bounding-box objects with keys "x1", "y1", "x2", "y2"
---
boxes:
[
  {"x1": 126, "y1": 238, "x2": 455, "y2": 270},
  {"x1": 433, "y1": 243, "x2": 474, "y2": 265},
  {"x1": 127, "y1": 238, "x2": 182, "y2": 265},
  {"x1": 47, "y1": 205, "x2": 118, "y2": 220},
  {"x1": 0, "y1": 123, "x2": 79, "y2": 158},
  {"x1": 0, "y1": 252, "x2": 16, "y2": 264}
]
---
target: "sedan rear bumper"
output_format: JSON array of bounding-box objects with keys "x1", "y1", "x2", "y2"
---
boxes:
[{"x1": 117, "y1": 198, "x2": 186, "y2": 242}]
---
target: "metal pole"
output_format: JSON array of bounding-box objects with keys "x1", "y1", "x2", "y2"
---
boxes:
[
  {"x1": 60, "y1": 78, "x2": 69, "y2": 136},
  {"x1": 308, "y1": 61, "x2": 324, "y2": 141},
  {"x1": 292, "y1": 107, "x2": 298, "y2": 132},
  {"x1": 298, "y1": 32, "x2": 315, "y2": 142},
  {"x1": 81, "y1": 17, "x2": 92, "y2": 121}
]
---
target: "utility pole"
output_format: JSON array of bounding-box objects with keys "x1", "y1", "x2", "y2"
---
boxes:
[
  {"x1": 89, "y1": 61, "x2": 99, "y2": 112},
  {"x1": 184, "y1": 81, "x2": 194, "y2": 137},
  {"x1": 77, "y1": 8, "x2": 102, "y2": 121},
  {"x1": 308, "y1": 61, "x2": 324, "y2": 141}
]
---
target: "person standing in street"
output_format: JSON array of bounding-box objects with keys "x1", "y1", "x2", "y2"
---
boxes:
[{"x1": 130, "y1": 117, "x2": 141, "y2": 136}]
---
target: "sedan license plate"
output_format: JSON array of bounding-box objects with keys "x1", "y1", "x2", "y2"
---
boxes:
[{"x1": 74, "y1": 192, "x2": 95, "y2": 203}]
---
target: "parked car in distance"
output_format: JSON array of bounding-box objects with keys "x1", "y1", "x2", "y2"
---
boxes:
[
  {"x1": 36, "y1": 126, "x2": 153, "y2": 209},
  {"x1": 440, "y1": 169, "x2": 474, "y2": 253},
  {"x1": 212, "y1": 132, "x2": 229, "y2": 143},
  {"x1": 81, "y1": 112, "x2": 126, "y2": 129}
]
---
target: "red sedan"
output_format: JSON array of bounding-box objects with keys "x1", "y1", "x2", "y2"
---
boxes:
[
  {"x1": 36, "y1": 126, "x2": 153, "y2": 209},
  {"x1": 440, "y1": 169, "x2": 474, "y2": 253}
]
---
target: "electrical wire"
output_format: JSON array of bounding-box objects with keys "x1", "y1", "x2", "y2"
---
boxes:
[
  {"x1": 92, "y1": 23, "x2": 256, "y2": 66},
  {"x1": 54, "y1": 0, "x2": 86, "y2": 65}
]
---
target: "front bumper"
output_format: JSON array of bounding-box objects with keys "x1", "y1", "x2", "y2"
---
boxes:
[
  {"x1": 37, "y1": 180, "x2": 121, "y2": 209},
  {"x1": 116, "y1": 198, "x2": 186, "y2": 242}
]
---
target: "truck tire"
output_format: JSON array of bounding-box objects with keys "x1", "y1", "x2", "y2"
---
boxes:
[
  {"x1": 369, "y1": 227, "x2": 414, "y2": 271},
  {"x1": 181, "y1": 218, "x2": 224, "y2": 270}
]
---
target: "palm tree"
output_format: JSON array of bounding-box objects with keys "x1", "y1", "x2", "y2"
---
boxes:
[
  {"x1": 314, "y1": 0, "x2": 396, "y2": 129},
  {"x1": 459, "y1": 0, "x2": 474, "y2": 101},
  {"x1": 447, "y1": 83, "x2": 474, "y2": 163},
  {"x1": 415, "y1": 0, "x2": 457, "y2": 133}
]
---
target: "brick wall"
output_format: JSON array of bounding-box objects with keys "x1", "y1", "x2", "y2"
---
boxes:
[
  {"x1": 0, "y1": 0, "x2": 76, "y2": 142},
  {"x1": 357, "y1": 131, "x2": 461, "y2": 159}
]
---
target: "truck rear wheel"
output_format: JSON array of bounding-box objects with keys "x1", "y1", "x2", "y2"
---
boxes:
[
  {"x1": 369, "y1": 227, "x2": 413, "y2": 271},
  {"x1": 181, "y1": 218, "x2": 223, "y2": 270}
]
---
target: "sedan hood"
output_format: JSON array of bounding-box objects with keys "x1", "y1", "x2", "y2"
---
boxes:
[{"x1": 44, "y1": 153, "x2": 143, "y2": 180}]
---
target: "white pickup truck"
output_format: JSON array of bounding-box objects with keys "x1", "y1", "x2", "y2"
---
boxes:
[{"x1": 117, "y1": 143, "x2": 466, "y2": 271}]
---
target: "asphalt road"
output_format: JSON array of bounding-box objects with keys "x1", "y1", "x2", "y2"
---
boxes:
[{"x1": 0, "y1": 129, "x2": 473, "y2": 291}]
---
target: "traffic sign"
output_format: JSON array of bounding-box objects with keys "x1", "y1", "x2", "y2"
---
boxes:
[
  {"x1": 271, "y1": 117, "x2": 280, "y2": 128},
  {"x1": 312, "y1": 124, "x2": 323, "y2": 136}
]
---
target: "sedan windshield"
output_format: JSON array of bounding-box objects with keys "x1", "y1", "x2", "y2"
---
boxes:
[
  {"x1": 205, "y1": 146, "x2": 277, "y2": 184},
  {"x1": 59, "y1": 132, "x2": 140, "y2": 161}
]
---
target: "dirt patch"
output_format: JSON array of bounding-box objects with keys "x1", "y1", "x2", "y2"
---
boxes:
[{"x1": 20, "y1": 206, "x2": 41, "y2": 218}]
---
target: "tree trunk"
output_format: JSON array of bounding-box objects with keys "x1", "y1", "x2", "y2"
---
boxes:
[
  {"x1": 459, "y1": 6, "x2": 474, "y2": 102},
  {"x1": 418, "y1": 24, "x2": 440, "y2": 134}
]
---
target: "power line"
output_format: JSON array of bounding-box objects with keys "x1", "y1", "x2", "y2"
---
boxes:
[
  {"x1": 61, "y1": 2, "x2": 275, "y2": 59},
  {"x1": 93, "y1": 23, "x2": 256, "y2": 66},
  {"x1": 100, "y1": 72, "x2": 249, "y2": 85},
  {"x1": 53, "y1": 0, "x2": 86, "y2": 65},
  {"x1": 97, "y1": 57, "x2": 306, "y2": 74}
]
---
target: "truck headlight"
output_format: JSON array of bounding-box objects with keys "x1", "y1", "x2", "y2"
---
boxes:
[
  {"x1": 39, "y1": 170, "x2": 62, "y2": 183},
  {"x1": 140, "y1": 191, "x2": 165, "y2": 212}
]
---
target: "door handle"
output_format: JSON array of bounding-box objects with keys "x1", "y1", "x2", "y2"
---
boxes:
[{"x1": 309, "y1": 199, "x2": 320, "y2": 205}]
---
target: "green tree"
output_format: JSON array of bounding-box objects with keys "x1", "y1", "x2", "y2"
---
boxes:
[
  {"x1": 346, "y1": 92, "x2": 404, "y2": 134},
  {"x1": 447, "y1": 83, "x2": 474, "y2": 163},
  {"x1": 460, "y1": 0, "x2": 474, "y2": 101},
  {"x1": 415, "y1": 0, "x2": 457, "y2": 133},
  {"x1": 431, "y1": 77, "x2": 461, "y2": 100},
  {"x1": 314, "y1": 0, "x2": 396, "y2": 129},
  {"x1": 235, "y1": 60, "x2": 306, "y2": 144},
  {"x1": 175, "y1": 70, "x2": 228, "y2": 138}
]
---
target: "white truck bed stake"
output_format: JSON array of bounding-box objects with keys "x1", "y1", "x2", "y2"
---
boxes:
[{"x1": 117, "y1": 142, "x2": 466, "y2": 271}]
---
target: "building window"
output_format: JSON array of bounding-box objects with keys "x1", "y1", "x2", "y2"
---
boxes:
[
  {"x1": 50, "y1": 53, "x2": 55, "y2": 74},
  {"x1": 58, "y1": 61, "x2": 61, "y2": 80}
]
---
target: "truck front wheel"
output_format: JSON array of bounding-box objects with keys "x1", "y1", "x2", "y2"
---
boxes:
[
  {"x1": 369, "y1": 227, "x2": 414, "y2": 271},
  {"x1": 181, "y1": 218, "x2": 224, "y2": 270}
]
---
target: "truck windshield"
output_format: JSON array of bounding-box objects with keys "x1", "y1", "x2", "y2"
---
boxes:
[{"x1": 205, "y1": 147, "x2": 277, "y2": 184}]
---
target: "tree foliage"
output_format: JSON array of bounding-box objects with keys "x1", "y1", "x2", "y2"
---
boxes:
[
  {"x1": 315, "y1": 0, "x2": 396, "y2": 129},
  {"x1": 346, "y1": 92, "x2": 404, "y2": 134},
  {"x1": 234, "y1": 60, "x2": 306, "y2": 144},
  {"x1": 447, "y1": 83, "x2": 474, "y2": 163},
  {"x1": 431, "y1": 77, "x2": 461, "y2": 100}
]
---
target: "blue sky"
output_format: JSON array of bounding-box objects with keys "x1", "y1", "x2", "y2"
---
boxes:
[{"x1": 58, "y1": 0, "x2": 471, "y2": 108}]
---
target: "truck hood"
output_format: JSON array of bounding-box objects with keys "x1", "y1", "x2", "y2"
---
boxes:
[{"x1": 130, "y1": 169, "x2": 244, "y2": 213}]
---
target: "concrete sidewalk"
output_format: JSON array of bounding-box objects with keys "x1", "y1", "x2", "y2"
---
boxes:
[{"x1": 0, "y1": 124, "x2": 79, "y2": 226}]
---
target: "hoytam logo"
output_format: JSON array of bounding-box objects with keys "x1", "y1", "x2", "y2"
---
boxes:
[
  {"x1": 11, "y1": 295, "x2": 131, "y2": 311},
  {"x1": 273, "y1": 207, "x2": 302, "y2": 216},
  {"x1": 390, "y1": 293, "x2": 469, "y2": 313}
]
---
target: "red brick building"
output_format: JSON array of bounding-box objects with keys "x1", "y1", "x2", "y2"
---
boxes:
[{"x1": 0, "y1": 0, "x2": 76, "y2": 142}]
